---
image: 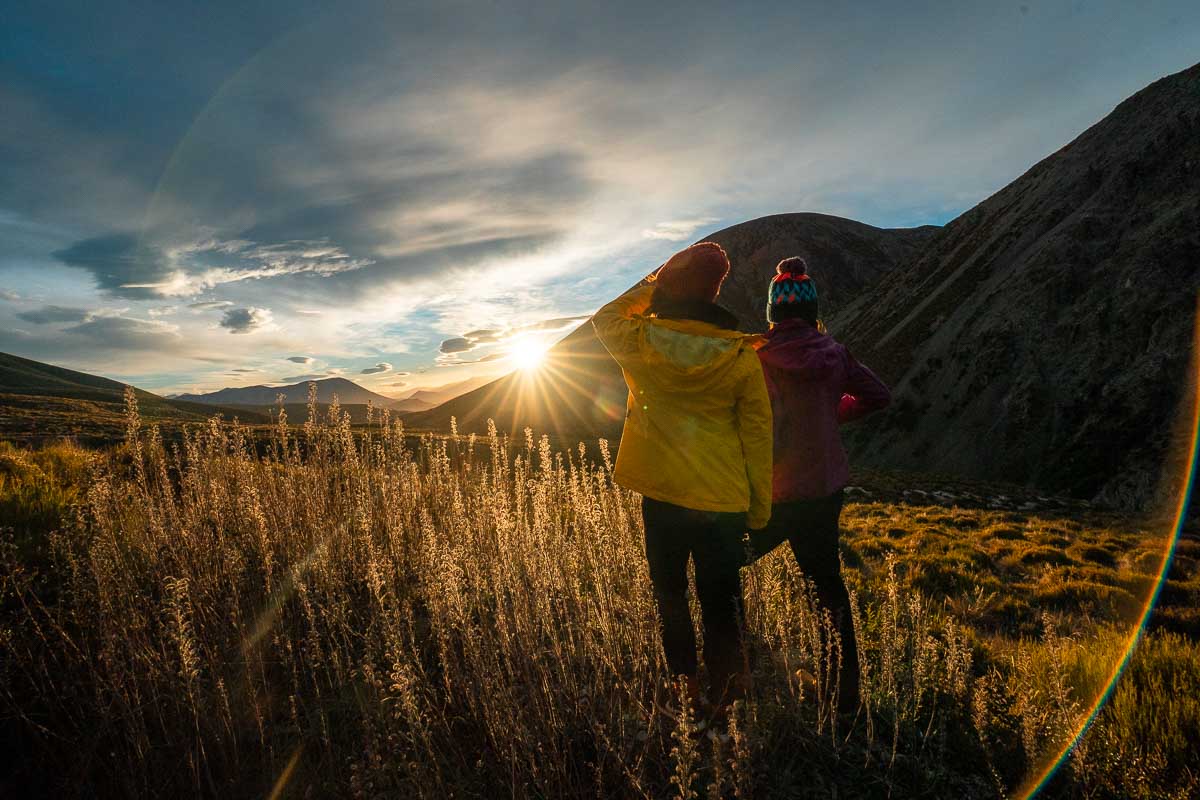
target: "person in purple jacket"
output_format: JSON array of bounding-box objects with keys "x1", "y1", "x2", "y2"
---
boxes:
[{"x1": 752, "y1": 256, "x2": 891, "y2": 714}]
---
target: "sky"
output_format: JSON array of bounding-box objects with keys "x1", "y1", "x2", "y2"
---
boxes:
[{"x1": 1, "y1": 1, "x2": 1198, "y2": 398}]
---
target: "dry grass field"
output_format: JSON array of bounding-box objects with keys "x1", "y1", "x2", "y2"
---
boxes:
[{"x1": 2, "y1": 392, "x2": 1198, "y2": 799}]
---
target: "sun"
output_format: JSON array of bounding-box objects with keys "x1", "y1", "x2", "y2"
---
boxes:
[{"x1": 509, "y1": 337, "x2": 548, "y2": 371}]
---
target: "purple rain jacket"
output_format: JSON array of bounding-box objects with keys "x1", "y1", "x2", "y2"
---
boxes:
[{"x1": 756, "y1": 319, "x2": 891, "y2": 502}]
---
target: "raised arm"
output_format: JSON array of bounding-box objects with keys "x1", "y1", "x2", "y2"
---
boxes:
[
  {"x1": 837, "y1": 350, "x2": 891, "y2": 424},
  {"x1": 735, "y1": 349, "x2": 774, "y2": 529},
  {"x1": 591, "y1": 281, "x2": 656, "y2": 368}
]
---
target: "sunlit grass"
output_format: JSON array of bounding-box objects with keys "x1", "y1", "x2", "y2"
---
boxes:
[{"x1": 0, "y1": 391, "x2": 1196, "y2": 798}]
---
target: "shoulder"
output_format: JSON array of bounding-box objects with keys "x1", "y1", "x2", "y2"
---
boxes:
[
  {"x1": 831, "y1": 337, "x2": 858, "y2": 364},
  {"x1": 744, "y1": 333, "x2": 768, "y2": 351},
  {"x1": 736, "y1": 341, "x2": 769, "y2": 377}
]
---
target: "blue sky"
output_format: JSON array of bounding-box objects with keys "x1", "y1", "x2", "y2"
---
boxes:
[{"x1": 1, "y1": 0, "x2": 1197, "y2": 396}]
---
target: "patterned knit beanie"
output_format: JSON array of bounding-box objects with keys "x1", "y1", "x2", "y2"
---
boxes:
[{"x1": 767, "y1": 256, "x2": 818, "y2": 325}]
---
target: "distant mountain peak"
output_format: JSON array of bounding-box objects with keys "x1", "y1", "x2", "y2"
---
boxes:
[{"x1": 174, "y1": 376, "x2": 392, "y2": 406}]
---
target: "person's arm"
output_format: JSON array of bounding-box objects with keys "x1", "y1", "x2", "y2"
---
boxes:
[
  {"x1": 591, "y1": 281, "x2": 656, "y2": 367},
  {"x1": 837, "y1": 350, "x2": 891, "y2": 424},
  {"x1": 735, "y1": 350, "x2": 774, "y2": 530}
]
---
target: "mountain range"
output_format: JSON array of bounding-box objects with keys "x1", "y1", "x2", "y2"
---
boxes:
[
  {"x1": 172, "y1": 373, "x2": 496, "y2": 415},
  {"x1": 0, "y1": 356, "x2": 492, "y2": 433},
  {"x1": 407, "y1": 61, "x2": 1200, "y2": 510},
  {"x1": 391, "y1": 376, "x2": 496, "y2": 412},
  {"x1": 174, "y1": 377, "x2": 393, "y2": 407}
]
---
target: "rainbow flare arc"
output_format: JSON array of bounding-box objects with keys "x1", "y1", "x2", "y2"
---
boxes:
[{"x1": 1018, "y1": 301, "x2": 1200, "y2": 799}]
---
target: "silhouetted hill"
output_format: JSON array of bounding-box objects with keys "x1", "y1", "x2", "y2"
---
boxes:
[
  {"x1": 391, "y1": 396, "x2": 438, "y2": 414},
  {"x1": 405, "y1": 376, "x2": 496, "y2": 406},
  {"x1": 836, "y1": 61, "x2": 1200, "y2": 509},
  {"x1": 403, "y1": 214, "x2": 935, "y2": 437},
  {"x1": 0, "y1": 351, "x2": 268, "y2": 441}
]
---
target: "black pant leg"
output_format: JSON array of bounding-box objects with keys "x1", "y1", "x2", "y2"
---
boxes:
[
  {"x1": 642, "y1": 497, "x2": 698, "y2": 677},
  {"x1": 785, "y1": 492, "x2": 846, "y2": 613},
  {"x1": 784, "y1": 490, "x2": 860, "y2": 711},
  {"x1": 691, "y1": 511, "x2": 748, "y2": 701}
]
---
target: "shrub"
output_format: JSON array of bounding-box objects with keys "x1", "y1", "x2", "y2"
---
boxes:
[{"x1": 0, "y1": 441, "x2": 90, "y2": 564}]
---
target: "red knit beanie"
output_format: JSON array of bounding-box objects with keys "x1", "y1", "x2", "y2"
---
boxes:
[{"x1": 654, "y1": 242, "x2": 730, "y2": 303}]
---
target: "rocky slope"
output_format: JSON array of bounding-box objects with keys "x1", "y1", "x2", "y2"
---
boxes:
[
  {"x1": 403, "y1": 214, "x2": 936, "y2": 437},
  {"x1": 836, "y1": 62, "x2": 1200, "y2": 509}
]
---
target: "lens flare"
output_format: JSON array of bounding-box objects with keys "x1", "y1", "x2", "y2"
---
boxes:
[
  {"x1": 1018, "y1": 301, "x2": 1200, "y2": 798},
  {"x1": 510, "y1": 337, "x2": 548, "y2": 371}
]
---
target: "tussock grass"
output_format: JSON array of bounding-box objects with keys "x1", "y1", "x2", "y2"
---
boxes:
[
  {"x1": 1, "y1": 390, "x2": 1197, "y2": 798},
  {"x1": 0, "y1": 440, "x2": 92, "y2": 565}
]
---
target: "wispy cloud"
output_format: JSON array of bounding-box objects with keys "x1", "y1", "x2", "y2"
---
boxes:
[
  {"x1": 55, "y1": 234, "x2": 373, "y2": 299},
  {"x1": 17, "y1": 305, "x2": 92, "y2": 324},
  {"x1": 437, "y1": 315, "x2": 587, "y2": 357},
  {"x1": 360, "y1": 362, "x2": 392, "y2": 374},
  {"x1": 0, "y1": 289, "x2": 19, "y2": 301},
  {"x1": 436, "y1": 351, "x2": 508, "y2": 367},
  {"x1": 63, "y1": 316, "x2": 182, "y2": 348},
  {"x1": 278, "y1": 372, "x2": 328, "y2": 383},
  {"x1": 641, "y1": 218, "x2": 719, "y2": 241},
  {"x1": 287, "y1": 355, "x2": 313, "y2": 364}
]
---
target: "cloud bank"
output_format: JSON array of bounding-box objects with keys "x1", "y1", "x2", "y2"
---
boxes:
[{"x1": 2, "y1": 0, "x2": 1196, "y2": 392}]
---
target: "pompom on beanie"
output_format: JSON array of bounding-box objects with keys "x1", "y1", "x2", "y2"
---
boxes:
[{"x1": 767, "y1": 256, "x2": 818, "y2": 324}]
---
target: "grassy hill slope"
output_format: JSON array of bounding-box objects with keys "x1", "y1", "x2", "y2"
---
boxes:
[{"x1": 0, "y1": 351, "x2": 268, "y2": 442}]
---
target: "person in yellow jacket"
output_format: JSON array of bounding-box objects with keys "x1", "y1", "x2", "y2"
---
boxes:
[{"x1": 592, "y1": 241, "x2": 773, "y2": 709}]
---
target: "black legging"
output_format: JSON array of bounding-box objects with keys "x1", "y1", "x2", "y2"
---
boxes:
[
  {"x1": 750, "y1": 489, "x2": 859, "y2": 711},
  {"x1": 641, "y1": 497, "x2": 746, "y2": 699}
]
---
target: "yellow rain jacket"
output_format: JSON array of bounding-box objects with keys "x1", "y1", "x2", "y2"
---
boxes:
[{"x1": 592, "y1": 283, "x2": 773, "y2": 529}]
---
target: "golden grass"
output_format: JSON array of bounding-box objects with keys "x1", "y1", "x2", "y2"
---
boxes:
[{"x1": 0, "y1": 389, "x2": 1197, "y2": 798}]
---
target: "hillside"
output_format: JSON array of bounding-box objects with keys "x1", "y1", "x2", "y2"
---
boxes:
[
  {"x1": 0, "y1": 351, "x2": 268, "y2": 442},
  {"x1": 403, "y1": 214, "x2": 936, "y2": 436},
  {"x1": 835, "y1": 61, "x2": 1200, "y2": 509}
]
